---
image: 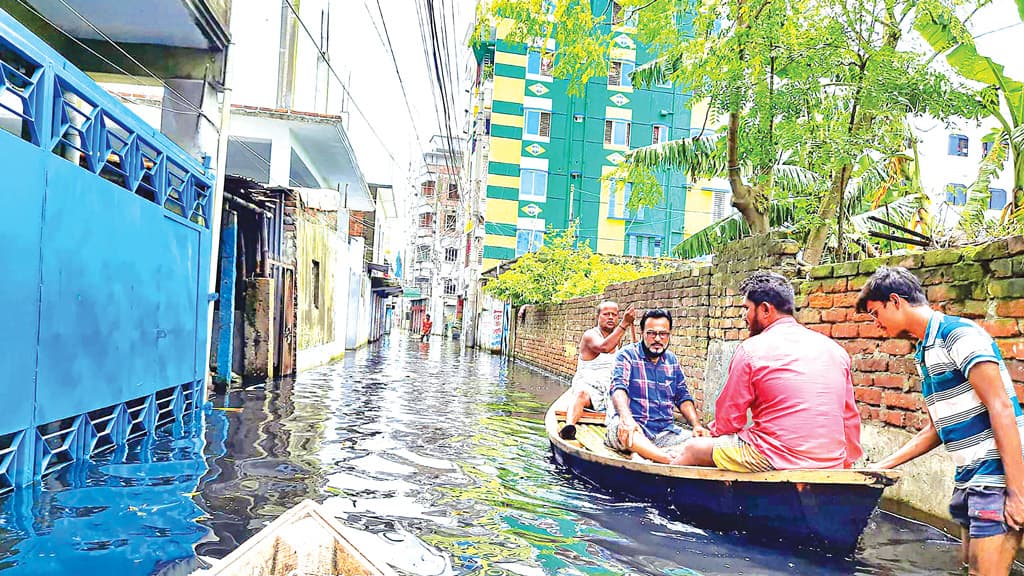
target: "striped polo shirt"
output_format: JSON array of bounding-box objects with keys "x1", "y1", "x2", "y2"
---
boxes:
[{"x1": 915, "y1": 312, "x2": 1024, "y2": 489}]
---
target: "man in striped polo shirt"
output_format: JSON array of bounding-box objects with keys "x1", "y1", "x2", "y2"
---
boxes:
[{"x1": 857, "y1": 266, "x2": 1024, "y2": 574}]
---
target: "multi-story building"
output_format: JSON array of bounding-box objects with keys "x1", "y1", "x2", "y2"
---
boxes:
[
  {"x1": 470, "y1": 1, "x2": 695, "y2": 272},
  {"x1": 408, "y1": 135, "x2": 465, "y2": 336}
]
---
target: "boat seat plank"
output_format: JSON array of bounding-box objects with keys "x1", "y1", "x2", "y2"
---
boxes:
[{"x1": 575, "y1": 424, "x2": 626, "y2": 460}]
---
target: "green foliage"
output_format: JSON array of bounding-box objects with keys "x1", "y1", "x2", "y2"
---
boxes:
[{"x1": 482, "y1": 227, "x2": 673, "y2": 305}]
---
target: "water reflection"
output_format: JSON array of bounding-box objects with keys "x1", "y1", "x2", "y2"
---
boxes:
[{"x1": 0, "y1": 335, "x2": 966, "y2": 575}]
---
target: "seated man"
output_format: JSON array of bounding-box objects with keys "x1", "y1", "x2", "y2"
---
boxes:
[
  {"x1": 672, "y1": 271, "x2": 862, "y2": 471},
  {"x1": 606, "y1": 309, "x2": 708, "y2": 463},
  {"x1": 561, "y1": 301, "x2": 636, "y2": 440}
]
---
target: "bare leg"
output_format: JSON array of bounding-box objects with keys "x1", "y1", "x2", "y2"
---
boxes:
[
  {"x1": 566, "y1": 389, "x2": 592, "y2": 427},
  {"x1": 670, "y1": 437, "x2": 715, "y2": 466},
  {"x1": 967, "y1": 528, "x2": 1021, "y2": 576},
  {"x1": 960, "y1": 529, "x2": 969, "y2": 570},
  {"x1": 626, "y1": 432, "x2": 673, "y2": 464}
]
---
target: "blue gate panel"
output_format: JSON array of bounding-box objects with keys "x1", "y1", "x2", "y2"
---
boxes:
[
  {"x1": 0, "y1": 135, "x2": 44, "y2": 436},
  {"x1": 35, "y1": 155, "x2": 202, "y2": 426}
]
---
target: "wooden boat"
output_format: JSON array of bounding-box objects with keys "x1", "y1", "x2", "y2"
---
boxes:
[
  {"x1": 194, "y1": 499, "x2": 398, "y2": 575},
  {"x1": 547, "y1": 390, "x2": 901, "y2": 554}
]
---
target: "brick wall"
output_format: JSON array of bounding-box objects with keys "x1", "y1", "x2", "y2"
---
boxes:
[{"x1": 512, "y1": 234, "x2": 1024, "y2": 423}]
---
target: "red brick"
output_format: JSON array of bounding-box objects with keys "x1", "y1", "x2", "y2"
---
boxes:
[
  {"x1": 905, "y1": 413, "x2": 929, "y2": 431},
  {"x1": 889, "y1": 357, "x2": 919, "y2": 376},
  {"x1": 859, "y1": 405, "x2": 872, "y2": 420},
  {"x1": 821, "y1": 308, "x2": 848, "y2": 323},
  {"x1": 883, "y1": 391, "x2": 923, "y2": 411},
  {"x1": 1007, "y1": 359, "x2": 1024, "y2": 383},
  {"x1": 853, "y1": 372, "x2": 873, "y2": 387},
  {"x1": 880, "y1": 339, "x2": 913, "y2": 356},
  {"x1": 882, "y1": 410, "x2": 906, "y2": 427},
  {"x1": 1015, "y1": 384, "x2": 1024, "y2": 403},
  {"x1": 824, "y1": 279, "x2": 849, "y2": 293},
  {"x1": 977, "y1": 319, "x2": 1021, "y2": 338},
  {"x1": 832, "y1": 323, "x2": 859, "y2": 338},
  {"x1": 843, "y1": 339, "x2": 878, "y2": 356},
  {"x1": 996, "y1": 299, "x2": 1024, "y2": 318},
  {"x1": 868, "y1": 407, "x2": 882, "y2": 421},
  {"x1": 795, "y1": 309, "x2": 821, "y2": 324},
  {"x1": 998, "y1": 338, "x2": 1024, "y2": 361},
  {"x1": 808, "y1": 293, "x2": 834, "y2": 308},
  {"x1": 874, "y1": 373, "x2": 907, "y2": 389},
  {"x1": 808, "y1": 324, "x2": 832, "y2": 336},
  {"x1": 850, "y1": 312, "x2": 874, "y2": 323},
  {"x1": 859, "y1": 324, "x2": 887, "y2": 338},
  {"x1": 853, "y1": 357, "x2": 888, "y2": 372},
  {"x1": 855, "y1": 387, "x2": 883, "y2": 405},
  {"x1": 834, "y1": 293, "x2": 859, "y2": 307}
]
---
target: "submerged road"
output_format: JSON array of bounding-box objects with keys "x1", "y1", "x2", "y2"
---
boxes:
[{"x1": 0, "y1": 334, "x2": 968, "y2": 575}]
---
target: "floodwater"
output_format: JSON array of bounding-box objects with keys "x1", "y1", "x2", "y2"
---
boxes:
[{"x1": 0, "y1": 335, "x2": 972, "y2": 575}]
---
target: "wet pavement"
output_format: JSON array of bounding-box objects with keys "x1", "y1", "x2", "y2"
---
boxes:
[{"x1": 0, "y1": 334, "x2": 970, "y2": 575}]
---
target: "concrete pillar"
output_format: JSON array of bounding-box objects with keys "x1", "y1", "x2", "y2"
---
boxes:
[
  {"x1": 215, "y1": 211, "x2": 237, "y2": 388},
  {"x1": 160, "y1": 79, "x2": 210, "y2": 159},
  {"x1": 244, "y1": 277, "x2": 276, "y2": 379}
]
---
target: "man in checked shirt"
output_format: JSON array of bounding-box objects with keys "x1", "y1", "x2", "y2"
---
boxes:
[{"x1": 605, "y1": 309, "x2": 709, "y2": 463}]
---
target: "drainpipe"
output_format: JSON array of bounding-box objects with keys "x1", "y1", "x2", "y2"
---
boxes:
[{"x1": 204, "y1": 41, "x2": 235, "y2": 395}]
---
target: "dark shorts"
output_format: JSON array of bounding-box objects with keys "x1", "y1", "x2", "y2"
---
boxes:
[{"x1": 949, "y1": 486, "x2": 1009, "y2": 538}]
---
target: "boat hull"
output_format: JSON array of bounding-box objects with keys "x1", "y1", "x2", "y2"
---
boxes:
[{"x1": 551, "y1": 440, "x2": 883, "y2": 553}]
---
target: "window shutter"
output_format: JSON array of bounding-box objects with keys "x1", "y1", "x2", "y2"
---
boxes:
[
  {"x1": 652, "y1": 126, "x2": 660, "y2": 145},
  {"x1": 541, "y1": 56, "x2": 553, "y2": 75},
  {"x1": 609, "y1": 62, "x2": 620, "y2": 86},
  {"x1": 539, "y1": 112, "x2": 551, "y2": 137},
  {"x1": 625, "y1": 122, "x2": 631, "y2": 146},
  {"x1": 604, "y1": 121, "x2": 613, "y2": 144}
]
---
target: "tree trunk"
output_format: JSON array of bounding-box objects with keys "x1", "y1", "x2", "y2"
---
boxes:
[
  {"x1": 803, "y1": 165, "x2": 853, "y2": 266},
  {"x1": 727, "y1": 112, "x2": 770, "y2": 234}
]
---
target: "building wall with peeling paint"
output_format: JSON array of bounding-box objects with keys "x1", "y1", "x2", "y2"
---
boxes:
[{"x1": 296, "y1": 211, "x2": 337, "y2": 350}]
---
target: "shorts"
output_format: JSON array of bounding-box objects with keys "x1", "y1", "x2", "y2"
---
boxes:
[
  {"x1": 570, "y1": 378, "x2": 607, "y2": 411},
  {"x1": 605, "y1": 414, "x2": 691, "y2": 452},
  {"x1": 949, "y1": 486, "x2": 1008, "y2": 538},
  {"x1": 711, "y1": 434, "x2": 775, "y2": 473}
]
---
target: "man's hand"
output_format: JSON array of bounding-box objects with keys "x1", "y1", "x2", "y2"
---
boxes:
[
  {"x1": 621, "y1": 305, "x2": 637, "y2": 326},
  {"x1": 692, "y1": 424, "x2": 710, "y2": 438},
  {"x1": 1006, "y1": 487, "x2": 1024, "y2": 531},
  {"x1": 617, "y1": 418, "x2": 640, "y2": 449}
]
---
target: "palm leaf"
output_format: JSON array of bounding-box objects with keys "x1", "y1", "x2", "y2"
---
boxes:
[
  {"x1": 670, "y1": 198, "x2": 797, "y2": 259},
  {"x1": 771, "y1": 164, "x2": 823, "y2": 195},
  {"x1": 847, "y1": 194, "x2": 928, "y2": 234},
  {"x1": 630, "y1": 54, "x2": 680, "y2": 90},
  {"x1": 622, "y1": 134, "x2": 726, "y2": 178}
]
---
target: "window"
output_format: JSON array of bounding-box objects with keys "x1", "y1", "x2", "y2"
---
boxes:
[
  {"x1": 515, "y1": 229, "x2": 544, "y2": 256},
  {"x1": 422, "y1": 180, "x2": 436, "y2": 197},
  {"x1": 611, "y1": 1, "x2": 638, "y2": 26},
  {"x1": 982, "y1": 141, "x2": 994, "y2": 157},
  {"x1": 946, "y1": 183, "x2": 967, "y2": 206},
  {"x1": 444, "y1": 279, "x2": 457, "y2": 295},
  {"x1": 608, "y1": 60, "x2": 635, "y2": 87},
  {"x1": 525, "y1": 109, "x2": 551, "y2": 138},
  {"x1": 311, "y1": 259, "x2": 321, "y2": 309},
  {"x1": 627, "y1": 235, "x2": 662, "y2": 257},
  {"x1": 652, "y1": 124, "x2": 669, "y2": 144},
  {"x1": 526, "y1": 51, "x2": 554, "y2": 76},
  {"x1": 444, "y1": 212, "x2": 458, "y2": 231},
  {"x1": 623, "y1": 184, "x2": 645, "y2": 220},
  {"x1": 447, "y1": 183, "x2": 459, "y2": 201},
  {"x1": 520, "y1": 169, "x2": 548, "y2": 201},
  {"x1": 416, "y1": 244, "x2": 431, "y2": 262},
  {"x1": 604, "y1": 120, "x2": 631, "y2": 146},
  {"x1": 419, "y1": 212, "x2": 434, "y2": 228},
  {"x1": 711, "y1": 189, "x2": 731, "y2": 220},
  {"x1": 445, "y1": 247, "x2": 458, "y2": 262},
  {"x1": 948, "y1": 134, "x2": 968, "y2": 157},
  {"x1": 989, "y1": 188, "x2": 1008, "y2": 210}
]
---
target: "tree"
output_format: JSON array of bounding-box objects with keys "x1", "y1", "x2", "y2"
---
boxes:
[
  {"x1": 477, "y1": 0, "x2": 981, "y2": 264},
  {"x1": 914, "y1": 0, "x2": 1024, "y2": 224},
  {"x1": 482, "y1": 227, "x2": 672, "y2": 306}
]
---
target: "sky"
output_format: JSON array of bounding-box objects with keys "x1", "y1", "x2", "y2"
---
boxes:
[{"x1": 331, "y1": 0, "x2": 477, "y2": 190}]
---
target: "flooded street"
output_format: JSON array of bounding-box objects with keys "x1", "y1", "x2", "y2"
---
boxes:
[{"x1": 0, "y1": 335, "x2": 967, "y2": 575}]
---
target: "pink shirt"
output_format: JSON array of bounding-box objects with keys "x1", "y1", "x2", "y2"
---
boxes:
[{"x1": 709, "y1": 316, "x2": 863, "y2": 470}]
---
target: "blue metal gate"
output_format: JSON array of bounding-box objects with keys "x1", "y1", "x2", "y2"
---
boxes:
[{"x1": 0, "y1": 10, "x2": 213, "y2": 491}]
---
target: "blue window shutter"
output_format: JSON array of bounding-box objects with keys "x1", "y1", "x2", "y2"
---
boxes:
[
  {"x1": 527, "y1": 52, "x2": 540, "y2": 75},
  {"x1": 989, "y1": 188, "x2": 1007, "y2": 210},
  {"x1": 608, "y1": 182, "x2": 617, "y2": 218}
]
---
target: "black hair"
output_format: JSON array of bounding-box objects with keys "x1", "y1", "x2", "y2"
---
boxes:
[
  {"x1": 640, "y1": 309, "x2": 672, "y2": 331},
  {"x1": 740, "y1": 271, "x2": 795, "y2": 315},
  {"x1": 855, "y1": 266, "x2": 928, "y2": 313}
]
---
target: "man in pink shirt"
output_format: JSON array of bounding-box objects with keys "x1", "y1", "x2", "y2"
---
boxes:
[{"x1": 672, "y1": 271, "x2": 863, "y2": 471}]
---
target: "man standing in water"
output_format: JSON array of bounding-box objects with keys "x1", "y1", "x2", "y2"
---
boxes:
[
  {"x1": 420, "y1": 314, "x2": 433, "y2": 342},
  {"x1": 560, "y1": 301, "x2": 636, "y2": 440},
  {"x1": 857, "y1": 266, "x2": 1024, "y2": 575}
]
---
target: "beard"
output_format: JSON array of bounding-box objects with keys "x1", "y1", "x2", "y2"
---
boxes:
[
  {"x1": 749, "y1": 315, "x2": 765, "y2": 337},
  {"x1": 641, "y1": 340, "x2": 667, "y2": 359}
]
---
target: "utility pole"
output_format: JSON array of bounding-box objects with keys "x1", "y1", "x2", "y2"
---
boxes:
[{"x1": 463, "y1": 88, "x2": 486, "y2": 350}]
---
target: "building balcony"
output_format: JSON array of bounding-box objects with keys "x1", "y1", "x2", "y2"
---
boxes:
[{"x1": 7, "y1": 0, "x2": 230, "y2": 83}]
